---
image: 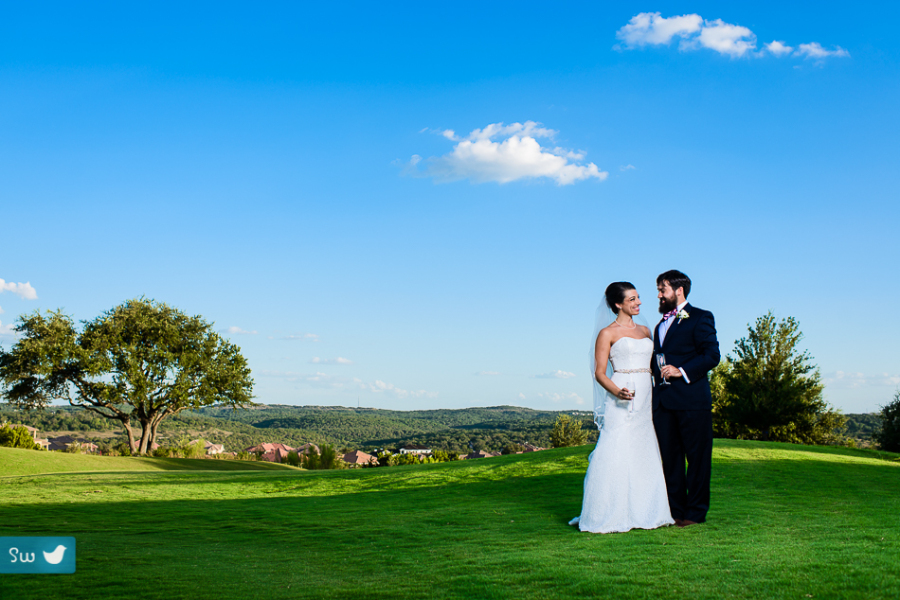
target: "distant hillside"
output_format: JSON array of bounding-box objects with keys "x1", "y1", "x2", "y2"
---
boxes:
[
  {"x1": 5, "y1": 403, "x2": 880, "y2": 453},
  {"x1": 844, "y1": 413, "x2": 882, "y2": 441},
  {"x1": 1, "y1": 404, "x2": 597, "y2": 453}
]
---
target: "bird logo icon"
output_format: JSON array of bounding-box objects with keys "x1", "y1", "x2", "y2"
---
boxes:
[{"x1": 42, "y1": 545, "x2": 67, "y2": 565}]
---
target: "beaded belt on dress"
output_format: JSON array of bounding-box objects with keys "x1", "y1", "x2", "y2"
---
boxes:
[{"x1": 613, "y1": 368, "x2": 651, "y2": 374}]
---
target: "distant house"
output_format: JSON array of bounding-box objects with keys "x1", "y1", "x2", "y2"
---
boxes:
[
  {"x1": 342, "y1": 450, "x2": 378, "y2": 467},
  {"x1": 295, "y1": 443, "x2": 320, "y2": 456},
  {"x1": 17, "y1": 425, "x2": 49, "y2": 450},
  {"x1": 522, "y1": 443, "x2": 546, "y2": 452},
  {"x1": 205, "y1": 442, "x2": 225, "y2": 455},
  {"x1": 399, "y1": 444, "x2": 431, "y2": 455},
  {"x1": 47, "y1": 435, "x2": 99, "y2": 454},
  {"x1": 462, "y1": 450, "x2": 500, "y2": 460},
  {"x1": 246, "y1": 443, "x2": 294, "y2": 463},
  {"x1": 191, "y1": 440, "x2": 226, "y2": 455}
]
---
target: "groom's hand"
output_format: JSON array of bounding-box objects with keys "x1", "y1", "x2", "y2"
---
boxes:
[{"x1": 660, "y1": 365, "x2": 683, "y2": 379}]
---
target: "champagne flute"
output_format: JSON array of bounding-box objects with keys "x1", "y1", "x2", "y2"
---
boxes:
[
  {"x1": 656, "y1": 354, "x2": 671, "y2": 386},
  {"x1": 625, "y1": 377, "x2": 636, "y2": 414}
]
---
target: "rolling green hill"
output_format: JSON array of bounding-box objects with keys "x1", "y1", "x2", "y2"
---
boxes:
[
  {"x1": 2, "y1": 404, "x2": 597, "y2": 453},
  {"x1": 1, "y1": 439, "x2": 898, "y2": 599}
]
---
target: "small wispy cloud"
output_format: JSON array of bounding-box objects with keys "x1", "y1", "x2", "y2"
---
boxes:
[
  {"x1": 364, "y1": 379, "x2": 438, "y2": 399},
  {"x1": 0, "y1": 321, "x2": 15, "y2": 337},
  {"x1": 518, "y1": 392, "x2": 526, "y2": 400},
  {"x1": 261, "y1": 369, "x2": 437, "y2": 398},
  {"x1": 823, "y1": 371, "x2": 900, "y2": 389},
  {"x1": 259, "y1": 370, "x2": 359, "y2": 389},
  {"x1": 795, "y1": 42, "x2": 850, "y2": 60},
  {"x1": 400, "y1": 121, "x2": 608, "y2": 186},
  {"x1": 536, "y1": 370, "x2": 577, "y2": 379},
  {"x1": 616, "y1": 12, "x2": 849, "y2": 62},
  {"x1": 0, "y1": 279, "x2": 38, "y2": 300},
  {"x1": 274, "y1": 333, "x2": 320, "y2": 342},
  {"x1": 224, "y1": 326, "x2": 258, "y2": 335},
  {"x1": 619, "y1": 164, "x2": 637, "y2": 171},
  {"x1": 476, "y1": 371, "x2": 501, "y2": 376},
  {"x1": 310, "y1": 357, "x2": 353, "y2": 365},
  {"x1": 538, "y1": 392, "x2": 585, "y2": 405}
]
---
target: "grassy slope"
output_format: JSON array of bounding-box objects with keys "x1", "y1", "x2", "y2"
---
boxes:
[
  {"x1": 0, "y1": 446, "x2": 295, "y2": 477},
  {"x1": 0, "y1": 440, "x2": 898, "y2": 600}
]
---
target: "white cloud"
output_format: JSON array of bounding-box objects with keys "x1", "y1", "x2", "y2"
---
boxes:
[
  {"x1": 277, "y1": 333, "x2": 320, "y2": 342},
  {"x1": 518, "y1": 393, "x2": 526, "y2": 400},
  {"x1": 310, "y1": 357, "x2": 353, "y2": 365},
  {"x1": 616, "y1": 12, "x2": 702, "y2": 47},
  {"x1": 0, "y1": 279, "x2": 37, "y2": 300},
  {"x1": 259, "y1": 370, "x2": 359, "y2": 389},
  {"x1": 765, "y1": 40, "x2": 793, "y2": 56},
  {"x1": 224, "y1": 326, "x2": 257, "y2": 335},
  {"x1": 538, "y1": 392, "x2": 585, "y2": 405},
  {"x1": 401, "y1": 121, "x2": 608, "y2": 186},
  {"x1": 795, "y1": 42, "x2": 850, "y2": 60},
  {"x1": 476, "y1": 371, "x2": 500, "y2": 376},
  {"x1": 823, "y1": 371, "x2": 900, "y2": 389},
  {"x1": 617, "y1": 12, "x2": 847, "y2": 62},
  {"x1": 0, "y1": 321, "x2": 14, "y2": 337},
  {"x1": 619, "y1": 164, "x2": 637, "y2": 171},
  {"x1": 536, "y1": 370, "x2": 577, "y2": 379},
  {"x1": 364, "y1": 379, "x2": 438, "y2": 399},
  {"x1": 694, "y1": 19, "x2": 756, "y2": 57}
]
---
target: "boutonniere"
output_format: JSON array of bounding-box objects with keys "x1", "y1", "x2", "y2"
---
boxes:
[{"x1": 676, "y1": 310, "x2": 690, "y2": 322}]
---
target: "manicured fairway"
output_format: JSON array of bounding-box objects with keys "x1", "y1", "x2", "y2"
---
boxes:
[{"x1": 1, "y1": 440, "x2": 898, "y2": 600}]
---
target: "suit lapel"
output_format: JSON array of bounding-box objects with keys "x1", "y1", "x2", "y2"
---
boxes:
[{"x1": 661, "y1": 303, "x2": 691, "y2": 349}]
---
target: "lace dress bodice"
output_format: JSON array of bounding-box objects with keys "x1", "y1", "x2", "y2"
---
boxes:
[{"x1": 609, "y1": 336, "x2": 653, "y2": 373}]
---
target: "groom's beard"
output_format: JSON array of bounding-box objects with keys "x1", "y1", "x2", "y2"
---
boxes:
[{"x1": 659, "y1": 297, "x2": 678, "y2": 314}]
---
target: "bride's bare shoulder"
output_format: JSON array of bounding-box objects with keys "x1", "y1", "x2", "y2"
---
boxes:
[
  {"x1": 638, "y1": 325, "x2": 652, "y2": 338},
  {"x1": 597, "y1": 325, "x2": 616, "y2": 342}
]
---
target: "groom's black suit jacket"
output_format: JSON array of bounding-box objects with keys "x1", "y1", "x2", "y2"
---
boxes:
[{"x1": 651, "y1": 304, "x2": 720, "y2": 411}]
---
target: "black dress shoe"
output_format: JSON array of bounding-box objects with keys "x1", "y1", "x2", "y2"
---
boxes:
[{"x1": 677, "y1": 519, "x2": 699, "y2": 528}]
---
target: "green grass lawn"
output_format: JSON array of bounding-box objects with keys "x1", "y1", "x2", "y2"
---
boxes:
[
  {"x1": 1, "y1": 440, "x2": 898, "y2": 600},
  {"x1": 0, "y1": 446, "x2": 296, "y2": 477}
]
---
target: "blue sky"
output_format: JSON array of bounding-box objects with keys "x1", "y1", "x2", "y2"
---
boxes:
[{"x1": 1, "y1": 2, "x2": 898, "y2": 413}]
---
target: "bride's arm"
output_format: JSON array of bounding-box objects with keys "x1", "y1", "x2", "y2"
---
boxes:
[{"x1": 595, "y1": 331, "x2": 633, "y2": 400}]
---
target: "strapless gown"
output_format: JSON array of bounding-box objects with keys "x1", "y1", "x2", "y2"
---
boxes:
[{"x1": 569, "y1": 337, "x2": 674, "y2": 533}]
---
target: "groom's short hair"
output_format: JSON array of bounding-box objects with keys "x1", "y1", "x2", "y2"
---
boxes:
[{"x1": 657, "y1": 270, "x2": 691, "y2": 298}]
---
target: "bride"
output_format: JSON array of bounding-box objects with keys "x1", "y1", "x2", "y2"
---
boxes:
[{"x1": 569, "y1": 281, "x2": 674, "y2": 533}]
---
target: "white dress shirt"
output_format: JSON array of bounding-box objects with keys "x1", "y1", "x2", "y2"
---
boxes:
[{"x1": 659, "y1": 300, "x2": 690, "y2": 383}]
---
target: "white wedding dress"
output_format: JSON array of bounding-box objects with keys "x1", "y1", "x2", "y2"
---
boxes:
[{"x1": 570, "y1": 337, "x2": 674, "y2": 533}]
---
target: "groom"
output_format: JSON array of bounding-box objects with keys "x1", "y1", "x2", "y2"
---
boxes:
[{"x1": 651, "y1": 270, "x2": 720, "y2": 528}]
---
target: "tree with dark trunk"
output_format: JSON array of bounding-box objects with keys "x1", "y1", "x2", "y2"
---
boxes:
[{"x1": 0, "y1": 299, "x2": 254, "y2": 454}]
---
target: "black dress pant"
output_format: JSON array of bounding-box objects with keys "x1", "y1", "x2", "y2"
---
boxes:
[{"x1": 653, "y1": 405, "x2": 713, "y2": 523}]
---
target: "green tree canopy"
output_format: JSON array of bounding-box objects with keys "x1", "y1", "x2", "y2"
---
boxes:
[
  {"x1": 550, "y1": 414, "x2": 588, "y2": 448},
  {"x1": 874, "y1": 390, "x2": 900, "y2": 452},
  {"x1": 0, "y1": 423, "x2": 41, "y2": 450},
  {"x1": 716, "y1": 312, "x2": 845, "y2": 444},
  {"x1": 0, "y1": 298, "x2": 254, "y2": 454}
]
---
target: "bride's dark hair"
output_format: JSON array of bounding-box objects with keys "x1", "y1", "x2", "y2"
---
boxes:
[{"x1": 605, "y1": 282, "x2": 636, "y2": 314}]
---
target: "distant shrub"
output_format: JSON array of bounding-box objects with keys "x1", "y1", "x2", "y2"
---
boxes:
[
  {"x1": 874, "y1": 391, "x2": 900, "y2": 452},
  {"x1": 501, "y1": 443, "x2": 525, "y2": 455},
  {"x1": 64, "y1": 441, "x2": 83, "y2": 454},
  {"x1": 114, "y1": 441, "x2": 132, "y2": 457},
  {"x1": 284, "y1": 451, "x2": 301, "y2": 467},
  {"x1": 235, "y1": 451, "x2": 252, "y2": 461},
  {"x1": 152, "y1": 447, "x2": 173, "y2": 458},
  {"x1": 550, "y1": 415, "x2": 588, "y2": 448},
  {"x1": 0, "y1": 424, "x2": 41, "y2": 450}
]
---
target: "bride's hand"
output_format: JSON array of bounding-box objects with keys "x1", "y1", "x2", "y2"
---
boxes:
[{"x1": 616, "y1": 387, "x2": 633, "y2": 400}]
